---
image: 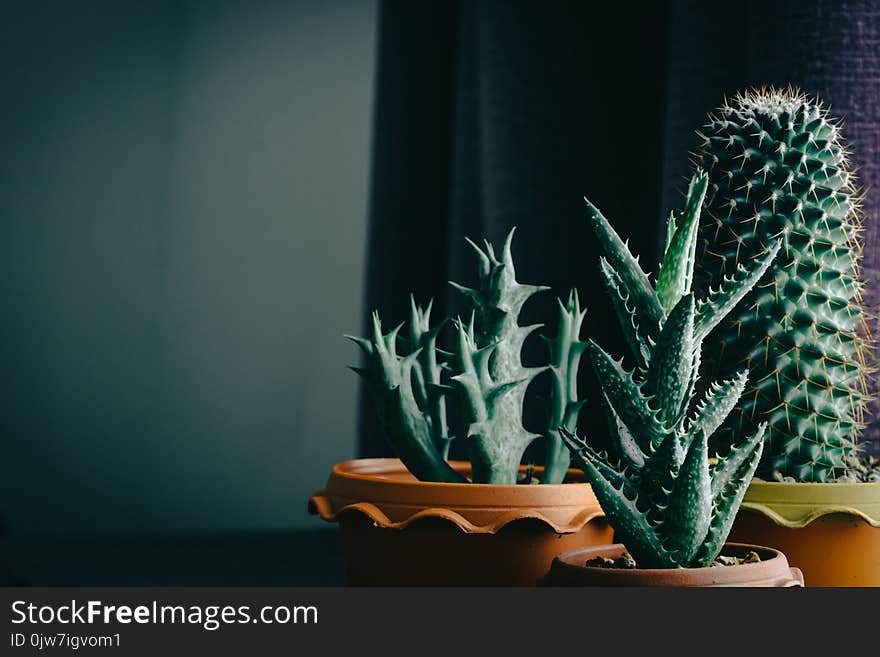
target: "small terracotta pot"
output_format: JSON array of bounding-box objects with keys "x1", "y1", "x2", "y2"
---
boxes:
[
  {"x1": 541, "y1": 543, "x2": 803, "y2": 587},
  {"x1": 308, "y1": 458, "x2": 612, "y2": 586},
  {"x1": 728, "y1": 481, "x2": 880, "y2": 586}
]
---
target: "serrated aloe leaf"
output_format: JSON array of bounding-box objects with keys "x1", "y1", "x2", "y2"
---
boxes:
[
  {"x1": 543, "y1": 291, "x2": 588, "y2": 484},
  {"x1": 598, "y1": 258, "x2": 650, "y2": 369},
  {"x1": 679, "y1": 347, "x2": 701, "y2": 422},
  {"x1": 646, "y1": 294, "x2": 695, "y2": 426},
  {"x1": 588, "y1": 340, "x2": 668, "y2": 451},
  {"x1": 656, "y1": 171, "x2": 708, "y2": 313},
  {"x1": 693, "y1": 239, "x2": 781, "y2": 344},
  {"x1": 559, "y1": 428, "x2": 629, "y2": 489},
  {"x1": 662, "y1": 211, "x2": 677, "y2": 257},
  {"x1": 601, "y1": 391, "x2": 646, "y2": 468},
  {"x1": 562, "y1": 429, "x2": 677, "y2": 569},
  {"x1": 585, "y1": 198, "x2": 663, "y2": 339},
  {"x1": 696, "y1": 431, "x2": 764, "y2": 566},
  {"x1": 687, "y1": 369, "x2": 748, "y2": 443},
  {"x1": 447, "y1": 230, "x2": 554, "y2": 483},
  {"x1": 381, "y1": 361, "x2": 465, "y2": 483},
  {"x1": 711, "y1": 422, "x2": 766, "y2": 498},
  {"x1": 638, "y1": 430, "x2": 685, "y2": 510},
  {"x1": 663, "y1": 429, "x2": 712, "y2": 565}
]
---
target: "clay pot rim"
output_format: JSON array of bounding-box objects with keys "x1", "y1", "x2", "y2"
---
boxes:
[
  {"x1": 546, "y1": 542, "x2": 803, "y2": 586},
  {"x1": 325, "y1": 457, "x2": 589, "y2": 488},
  {"x1": 742, "y1": 480, "x2": 880, "y2": 528},
  {"x1": 309, "y1": 458, "x2": 605, "y2": 535}
]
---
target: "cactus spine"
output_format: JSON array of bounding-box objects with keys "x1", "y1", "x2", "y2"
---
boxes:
[
  {"x1": 350, "y1": 229, "x2": 587, "y2": 484},
  {"x1": 693, "y1": 88, "x2": 872, "y2": 481},
  {"x1": 560, "y1": 170, "x2": 777, "y2": 568}
]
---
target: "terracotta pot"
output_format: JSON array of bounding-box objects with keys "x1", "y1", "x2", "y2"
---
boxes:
[
  {"x1": 541, "y1": 543, "x2": 803, "y2": 587},
  {"x1": 308, "y1": 458, "x2": 612, "y2": 585},
  {"x1": 728, "y1": 480, "x2": 880, "y2": 586}
]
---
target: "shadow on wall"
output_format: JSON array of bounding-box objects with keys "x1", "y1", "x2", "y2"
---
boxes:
[{"x1": 0, "y1": 0, "x2": 376, "y2": 536}]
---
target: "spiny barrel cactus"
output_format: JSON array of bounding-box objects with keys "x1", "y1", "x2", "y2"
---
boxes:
[
  {"x1": 559, "y1": 170, "x2": 778, "y2": 568},
  {"x1": 349, "y1": 230, "x2": 587, "y2": 484},
  {"x1": 693, "y1": 87, "x2": 873, "y2": 482}
]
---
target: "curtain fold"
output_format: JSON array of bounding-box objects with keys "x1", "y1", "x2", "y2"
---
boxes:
[{"x1": 360, "y1": 0, "x2": 880, "y2": 458}]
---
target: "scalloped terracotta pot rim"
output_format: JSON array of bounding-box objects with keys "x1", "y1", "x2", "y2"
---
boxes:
[
  {"x1": 729, "y1": 480, "x2": 880, "y2": 586},
  {"x1": 309, "y1": 457, "x2": 606, "y2": 533},
  {"x1": 308, "y1": 458, "x2": 613, "y2": 585},
  {"x1": 542, "y1": 543, "x2": 804, "y2": 587}
]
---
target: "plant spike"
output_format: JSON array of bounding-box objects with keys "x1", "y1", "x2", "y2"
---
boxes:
[
  {"x1": 645, "y1": 293, "x2": 696, "y2": 426},
  {"x1": 598, "y1": 258, "x2": 650, "y2": 370},
  {"x1": 349, "y1": 228, "x2": 588, "y2": 485},
  {"x1": 584, "y1": 199, "x2": 664, "y2": 341},
  {"x1": 695, "y1": 430, "x2": 764, "y2": 565},
  {"x1": 693, "y1": 87, "x2": 874, "y2": 481},
  {"x1": 408, "y1": 296, "x2": 452, "y2": 458},
  {"x1": 347, "y1": 312, "x2": 465, "y2": 483},
  {"x1": 561, "y1": 169, "x2": 777, "y2": 567},
  {"x1": 543, "y1": 290, "x2": 589, "y2": 484},
  {"x1": 450, "y1": 229, "x2": 550, "y2": 484},
  {"x1": 588, "y1": 341, "x2": 669, "y2": 453},
  {"x1": 655, "y1": 171, "x2": 708, "y2": 314},
  {"x1": 663, "y1": 429, "x2": 712, "y2": 565}
]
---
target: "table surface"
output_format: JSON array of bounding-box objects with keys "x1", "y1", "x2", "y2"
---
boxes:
[{"x1": 0, "y1": 529, "x2": 346, "y2": 586}]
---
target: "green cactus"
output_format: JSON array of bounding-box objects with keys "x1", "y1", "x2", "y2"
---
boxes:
[
  {"x1": 350, "y1": 229, "x2": 588, "y2": 484},
  {"x1": 692, "y1": 87, "x2": 872, "y2": 481},
  {"x1": 559, "y1": 170, "x2": 777, "y2": 567},
  {"x1": 347, "y1": 308, "x2": 466, "y2": 483},
  {"x1": 542, "y1": 291, "x2": 588, "y2": 484},
  {"x1": 449, "y1": 232, "x2": 550, "y2": 484}
]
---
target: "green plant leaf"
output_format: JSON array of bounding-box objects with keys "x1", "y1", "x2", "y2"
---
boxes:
[
  {"x1": 656, "y1": 171, "x2": 708, "y2": 313},
  {"x1": 598, "y1": 258, "x2": 650, "y2": 369},
  {"x1": 662, "y1": 211, "x2": 677, "y2": 256},
  {"x1": 693, "y1": 239, "x2": 782, "y2": 344},
  {"x1": 696, "y1": 429, "x2": 764, "y2": 566},
  {"x1": 663, "y1": 429, "x2": 712, "y2": 565},
  {"x1": 585, "y1": 198, "x2": 663, "y2": 340},
  {"x1": 601, "y1": 391, "x2": 646, "y2": 468},
  {"x1": 646, "y1": 294, "x2": 695, "y2": 426},
  {"x1": 687, "y1": 369, "x2": 749, "y2": 444},
  {"x1": 562, "y1": 429, "x2": 677, "y2": 569},
  {"x1": 588, "y1": 340, "x2": 669, "y2": 452},
  {"x1": 559, "y1": 428, "x2": 630, "y2": 490},
  {"x1": 711, "y1": 422, "x2": 766, "y2": 498},
  {"x1": 637, "y1": 430, "x2": 686, "y2": 518}
]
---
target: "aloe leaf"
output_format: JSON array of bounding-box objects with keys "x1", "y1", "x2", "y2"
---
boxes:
[
  {"x1": 645, "y1": 294, "x2": 695, "y2": 426},
  {"x1": 656, "y1": 171, "x2": 708, "y2": 313},
  {"x1": 693, "y1": 239, "x2": 781, "y2": 344},
  {"x1": 588, "y1": 340, "x2": 668, "y2": 452},
  {"x1": 585, "y1": 198, "x2": 663, "y2": 339}
]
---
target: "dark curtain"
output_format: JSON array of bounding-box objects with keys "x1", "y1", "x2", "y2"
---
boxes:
[{"x1": 359, "y1": 0, "x2": 880, "y2": 458}]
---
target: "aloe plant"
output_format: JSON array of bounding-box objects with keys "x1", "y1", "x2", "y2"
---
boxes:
[
  {"x1": 692, "y1": 88, "x2": 872, "y2": 482},
  {"x1": 349, "y1": 230, "x2": 587, "y2": 484},
  {"x1": 559, "y1": 170, "x2": 780, "y2": 567}
]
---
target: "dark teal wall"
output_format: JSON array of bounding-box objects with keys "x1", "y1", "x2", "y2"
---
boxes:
[{"x1": 0, "y1": 0, "x2": 376, "y2": 536}]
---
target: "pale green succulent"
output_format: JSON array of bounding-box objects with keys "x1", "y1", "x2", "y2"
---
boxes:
[{"x1": 349, "y1": 230, "x2": 586, "y2": 484}]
